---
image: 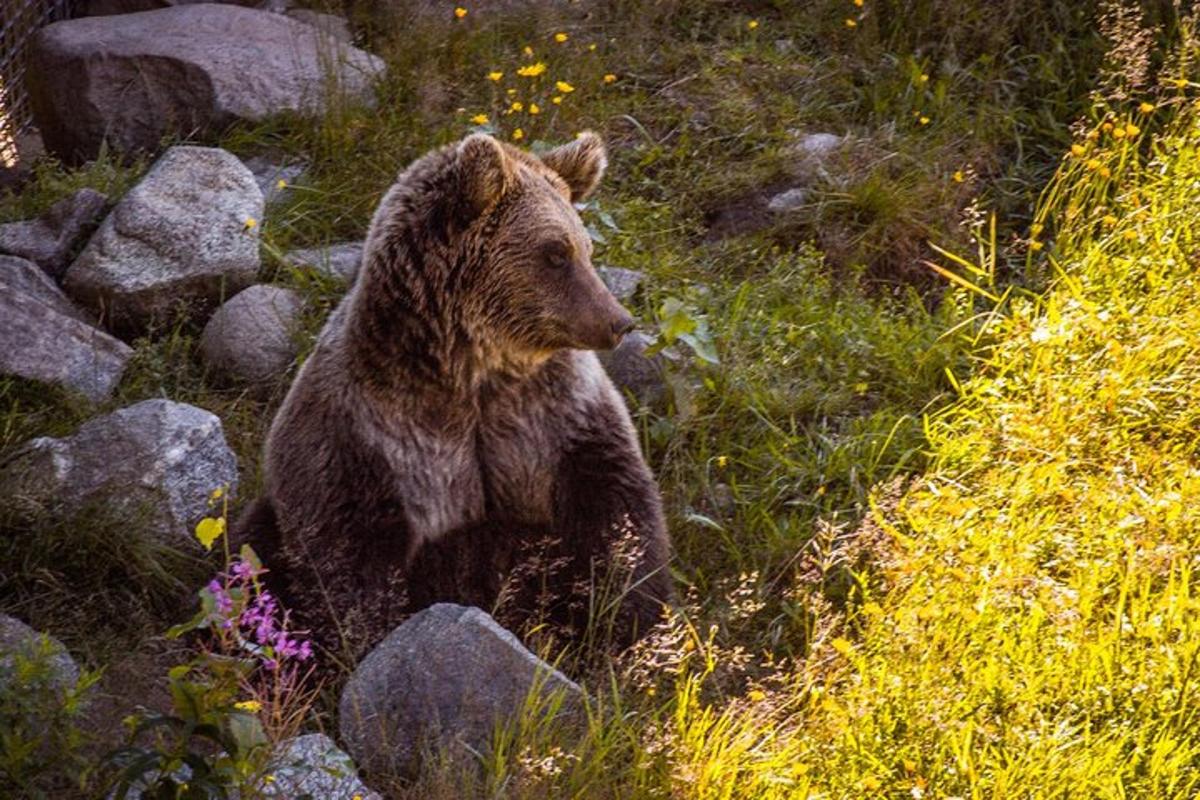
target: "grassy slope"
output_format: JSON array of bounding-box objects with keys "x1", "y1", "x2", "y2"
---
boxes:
[{"x1": 8, "y1": 1, "x2": 1196, "y2": 797}]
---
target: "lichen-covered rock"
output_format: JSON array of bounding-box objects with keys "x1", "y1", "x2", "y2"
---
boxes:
[
  {"x1": 0, "y1": 399, "x2": 238, "y2": 548},
  {"x1": 0, "y1": 188, "x2": 107, "y2": 278},
  {"x1": 0, "y1": 255, "x2": 131, "y2": 401},
  {"x1": 200, "y1": 285, "x2": 304, "y2": 386},
  {"x1": 28, "y1": 5, "x2": 385, "y2": 163},
  {"x1": 263, "y1": 734, "x2": 381, "y2": 800},
  {"x1": 0, "y1": 615, "x2": 80, "y2": 694},
  {"x1": 284, "y1": 241, "x2": 363, "y2": 283},
  {"x1": 63, "y1": 146, "x2": 262, "y2": 337},
  {"x1": 339, "y1": 604, "x2": 582, "y2": 776}
]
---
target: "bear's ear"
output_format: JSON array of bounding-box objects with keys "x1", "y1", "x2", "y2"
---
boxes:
[
  {"x1": 540, "y1": 131, "x2": 607, "y2": 202},
  {"x1": 458, "y1": 133, "x2": 513, "y2": 217}
]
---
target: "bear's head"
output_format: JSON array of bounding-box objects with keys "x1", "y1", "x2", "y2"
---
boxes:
[{"x1": 451, "y1": 131, "x2": 635, "y2": 356}]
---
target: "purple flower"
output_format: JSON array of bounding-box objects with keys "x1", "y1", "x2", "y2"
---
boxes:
[
  {"x1": 231, "y1": 559, "x2": 256, "y2": 580},
  {"x1": 207, "y1": 579, "x2": 233, "y2": 616}
]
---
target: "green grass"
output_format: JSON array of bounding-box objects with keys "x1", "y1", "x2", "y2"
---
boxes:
[{"x1": 5, "y1": 0, "x2": 1196, "y2": 797}]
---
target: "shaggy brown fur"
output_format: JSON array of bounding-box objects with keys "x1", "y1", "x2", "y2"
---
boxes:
[{"x1": 234, "y1": 132, "x2": 673, "y2": 660}]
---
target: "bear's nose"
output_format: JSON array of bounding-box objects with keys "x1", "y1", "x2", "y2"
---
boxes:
[{"x1": 612, "y1": 315, "x2": 636, "y2": 340}]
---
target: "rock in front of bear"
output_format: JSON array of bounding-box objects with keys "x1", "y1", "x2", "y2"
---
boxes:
[
  {"x1": 0, "y1": 399, "x2": 238, "y2": 549},
  {"x1": 201, "y1": 285, "x2": 304, "y2": 387},
  {"x1": 0, "y1": 255, "x2": 132, "y2": 402},
  {"x1": 339, "y1": 604, "x2": 583, "y2": 776},
  {"x1": 63, "y1": 146, "x2": 262, "y2": 338},
  {"x1": 0, "y1": 188, "x2": 108, "y2": 279}
]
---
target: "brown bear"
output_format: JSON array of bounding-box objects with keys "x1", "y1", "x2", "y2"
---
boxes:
[{"x1": 235, "y1": 131, "x2": 674, "y2": 659}]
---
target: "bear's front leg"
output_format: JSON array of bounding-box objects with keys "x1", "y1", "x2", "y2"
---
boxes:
[{"x1": 550, "y1": 397, "x2": 675, "y2": 647}]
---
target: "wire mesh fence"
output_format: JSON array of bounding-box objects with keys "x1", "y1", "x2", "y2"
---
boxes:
[{"x1": 0, "y1": 0, "x2": 80, "y2": 165}]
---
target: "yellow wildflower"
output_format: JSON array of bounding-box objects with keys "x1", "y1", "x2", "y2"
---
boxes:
[
  {"x1": 1070, "y1": 143, "x2": 1086, "y2": 157},
  {"x1": 454, "y1": 7, "x2": 467, "y2": 18},
  {"x1": 1099, "y1": 166, "x2": 1112, "y2": 178},
  {"x1": 529, "y1": 103, "x2": 540, "y2": 115},
  {"x1": 919, "y1": 115, "x2": 930, "y2": 125},
  {"x1": 1086, "y1": 129, "x2": 1100, "y2": 140},
  {"x1": 952, "y1": 170, "x2": 965, "y2": 183},
  {"x1": 510, "y1": 100, "x2": 524, "y2": 112},
  {"x1": 523, "y1": 45, "x2": 533, "y2": 56},
  {"x1": 1125, "y1": 122, "x2": 1140, "y2": 136},
  {"x1": 1029, "y1": 240, "x2": 1044, "y2": 252},
  {"x1": 853, "y1": 381, "x2": 869, "y2": 393},
  {"x1": 555, "y1": 80, "x2": 575, "y2": 93},
  {"x1": 512, "y1": 128, "x2": 524, "y2": 141},
  {"x1": 487, "y1": 71, "x2": 503, "y2": 81},
  {"x1": 552, "y1": 95, "x2": 563, "y2": 104},
  {"x1": 517, "y1": 62, "x2": 547, "y2": 77},
  {"x1": 275, "y1": 178, "x2": 287, "y2": 190},
  {"x1": 1139, "y1": 101, "x2": 1155, "y2": 113},
  {"x1": 263, "y1": 774, "x2": 275, "y2": 784},
  {"x1": 854, "y1": 0, "x2": 864, "y2": 5},
  {"x1": 1174, "y1": 77, "x2": 1189, "y2": 88},
  {"x1": 832, "y1": 637, "x2": 853, "y2": 655},
  {"x1": 243, "y1": 217, "x2": 257, "y2": 231},
  {"x1": 235, "y1": 699, "x2": 262, "y2": 712},
  {"x1": 1101, "y1": 121, "x2": 1114, "y2": 132},
  {"x1": 716, "y1": 455, "x2": 728, "y2": 468},
  {"x1": 603, "y1": 73, "x2": 617, "y2": 83},
  {"x1": 1085, "y1": 158, "x2": 1101, "y2": 170},
  {"x1": 195, "y1": 517, "x2": 226, "y2": 551},
  {"x1": 588, "y1": 43, "x2": 597, "y2": 51},
  {"x1": 862, "y1": 776, "x2": 882, "y2": 791},
  {"x1": 845, "y1": 17, "x2": 857, "y2": 27},
  {"x1": 1123, "y1": 229, "x2": 1138, "y2": 240},
  {"x1": 747, "y1": 19, "x2": 759, "y2": 30},
  {"x1": 919, "y1": 73, "x2": 929, "y2": 83},
  {"x1": 210, "y1": 487, "x2": 224, "y2": 501},
  {"x1": 470, "y1": 114, "x2": 489, "y2": 125},
  {"x1": 506, "y1": 88, "x2": 517, "y2": 96},
  {"x1": 554, "y1": 32, "x2": 568, "y2": 43},
  {"x1": 1111, "y1": 126, "x2": 1126, "y2": 139},
  {"x1": 747, "y1": 689, "x2": 767, "y2": 702},
  {"x1": 1103, "y1": 214, "x2": 1118, "y2": 226}
]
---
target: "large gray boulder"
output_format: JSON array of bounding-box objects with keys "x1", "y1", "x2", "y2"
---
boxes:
[
  {"x1": 200, "y1": 285, "x2": 303, "y2": 386},
  {"x1": 0, "y1": 615, "x2": 80, "y2": 695},
  {"x1": 83, "y1": 0, "x2": 257, "y2": 16},
  {"x1": 0, "y1": 399, "x2": 238, "y2": 548},
  {"x1": 0, "y1": 188, "x2": 107, "y2": 279},
  {"x1": 28, "y1": 5, "x2": 385, "y2": 163},
  {"x1": 64, "y1": 146, "x2": 262, "y2": 337},
  {"x1": 284, "y1": 241, "x2": 363, "y2": 283},
  {"x1": 339, "y1": 604, "x2": 582, "y2": 776},
  {"x1": 0, "y1": 256, "x2": 132, "y2": 401}
]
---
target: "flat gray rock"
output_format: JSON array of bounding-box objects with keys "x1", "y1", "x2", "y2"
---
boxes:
[
  {"x1": 596, "y1": 266, "x2": 645, "y2": 303},
  {"x1": 29, "y1": 4, "x2": 385, "y2": 163},
  {"x1": 0, "y1": 614, "x2": 80, "y2": 694},
  {"x1": 767, "y1": 187, "x2": 808, "y2": 213},
  {"x1": 0, "y1": 399, "x2": 238, "y2": 548},
  {"x1": 285, "y1": 241, "x2": 363, "y2": 283},
  {"x1": 200, "y1": 285, "x2": 303, "y2": 386},
  {"x1": 0, "y1": 188, "x2": 107, "y2": 278},
  {"x1": 0, "y1": 256, "x2": 131, "y2": 401},
  {"x1": 339, "y1": 604, "x2": 582, "y2": 776},
  {"x1": 64, "y1": 146, "x2": 262, "y2": 337}
]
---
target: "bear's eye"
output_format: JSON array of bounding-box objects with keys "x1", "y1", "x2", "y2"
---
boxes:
[{"x1": 541, "y1": 242, "x2": 573, "y2": 270}]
